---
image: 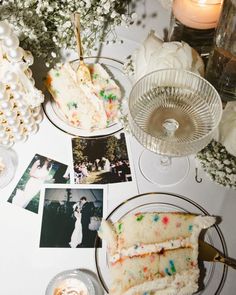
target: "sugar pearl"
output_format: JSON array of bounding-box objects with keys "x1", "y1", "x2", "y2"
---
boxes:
[
  {"x1": 0, "y1": 21, "x2": 11, "y2": 38},
  {"x1": 3, "y1": 34, "x2": 19, "y2": 48}
]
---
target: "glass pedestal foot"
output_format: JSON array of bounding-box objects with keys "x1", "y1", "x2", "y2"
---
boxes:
[{"x1": 139, "y1": 149, "x2": 190, "y2": 186}]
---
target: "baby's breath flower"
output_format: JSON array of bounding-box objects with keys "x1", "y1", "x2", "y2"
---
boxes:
[
  {"x1": 0, "y1": 0, "x2": 134, "y2": 65},
  {"x1": 197, "y1": 140, "x2": 236, "y2": 189}
]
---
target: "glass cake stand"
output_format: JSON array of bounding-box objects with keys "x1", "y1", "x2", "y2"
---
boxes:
[
  {"x1": 43, "y1": 56, "x2": 132, "y2": 137},
  {"x1": 95, "y1": 192, "x2": 228, "y2": 295}
]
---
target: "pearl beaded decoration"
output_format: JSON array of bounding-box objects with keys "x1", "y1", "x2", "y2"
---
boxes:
[{"x1": 0, "y1": 20, "x2": 44, "y2": 147}]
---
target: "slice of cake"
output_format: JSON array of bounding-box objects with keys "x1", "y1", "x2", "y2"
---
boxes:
[
  {"x1": 45, "y1": 62, "x2": 121, "y2": 130},
  {"x1": 98, "y1": 212, "x2": 215, "y2": 295}
]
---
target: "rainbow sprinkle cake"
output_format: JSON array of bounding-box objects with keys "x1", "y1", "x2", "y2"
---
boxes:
[
  {"x1": 45, "y1": 63, "x2": 121, "y2": 130},
  {"x1": 98, "y1": 212, "x2": 215, "y2": 295}
]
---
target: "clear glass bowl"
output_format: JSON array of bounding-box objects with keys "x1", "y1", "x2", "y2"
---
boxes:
[
  {"x1": 45, "y1": 269, "x2": 95, "y2": 295},
  {"x1": 128, "y1": 69, "x2": 222, "y2": 157}
]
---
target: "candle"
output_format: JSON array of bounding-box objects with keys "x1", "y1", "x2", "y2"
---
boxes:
[{"x1": 173, "y1": 0, "x2": 223, "y2": 29}]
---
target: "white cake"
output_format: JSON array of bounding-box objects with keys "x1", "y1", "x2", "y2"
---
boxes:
[
  {"x1": 46, "y1": 62, "x2": 121, "y2": 130},
  {"x1": 98, "y1": 212, "x2": 215, "y2": 295}
]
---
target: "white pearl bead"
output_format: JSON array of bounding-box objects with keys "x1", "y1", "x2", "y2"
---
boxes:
[
  {"x1": 25, "y1": 68, "x2": 32, "y2": 78},
  {"x1": 11, "y1": 126, "x2": 21, "y2": 133},
  {"x1": 1, "y1": 101, "x2": 11, "y2": 109},
  {"x1": 15, "y1": 61, "x2": 28, "y2": 71},
  {"x1": 1, "y1": 139, "x2": 11, "y2": 147},
  {"x1": 0, "y1": 131, "x2": 7, "y2": 139},
  {"x1": 7, "y1": 118, "x2": 18, "y2": 126},
  {"x1": 3, "y1": 34, "x2": 19, "y2": 48},
  {"x1": 35, "y1": 113, "x2": 43, "y2": 123},
  {"x1": 23, "y1": 117, "x2": 34, "y2": 125},
  {"x1": 32, "y1": 107, "x2": 41, "y2": 117},
  {"x1": 30, "y1": 78, "x2": 35, "y2": 86},
  {"x1": 7, "y1": 47, "x2": 24, "y2": 62},
  {"x1": 0, "y1": 82, "x2": 5, "y2": 92},
  {"x1": 10, "y1": 83, "x2": 20, "y2": 92},
  {"x1": 0, "y1": 21, "x2": 11, "y2": 38},
  {"x1": 4, "y1": 71, "x2": 18, "y2": 84},
  {"x1": 0, "y1": 91, "x2": 8, "y2": 101},
  {"x1": 16, "y1": 100, "x2": 27, "y2": 108},
  {"x1": 27, "y1": 124, "x2": 38, "y2": 134},
  {"x1": 23, "y1": 51, "x2": 34, "y2": 65},
  {"x1": 13, "y1": 92, "x2": 23, "y2": 101},
  {"x1": 4, "y1": 110, "x2": 16, "y2": 118}
]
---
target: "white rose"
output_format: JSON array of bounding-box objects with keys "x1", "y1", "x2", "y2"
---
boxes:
[
  {"x1": 132, "y1": 30, "x2": 205, "y2": 83},
  {"x1": 215, "y1": 101, "x2": 236, "y2": 157}
]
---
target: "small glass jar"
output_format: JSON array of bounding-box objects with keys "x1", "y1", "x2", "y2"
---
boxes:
[
  {"x1": 45, "y1": 269, "x2": 95, "y2": 295},
  {"x1": 206, "y1": 0, "x2": 236, "y2": 101},
  {"x1": 168, "y1": 0, "x2": 223, "y2": 59}
]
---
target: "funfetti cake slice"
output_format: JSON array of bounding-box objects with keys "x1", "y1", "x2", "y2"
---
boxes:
[
  {"x1": 98, "y1": 212, "x2": 215, "y2": 295},
  {"x1": 89, "y1": 63, "x2": 121, "y2": 125},
  {"x1": 45, "y1": 62, "x2": 121, "y2": 130}
]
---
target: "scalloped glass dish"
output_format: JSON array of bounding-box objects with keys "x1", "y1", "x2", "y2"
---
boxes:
[
  {"x1": 43, "y1": 56, "x2": 131, "y2": 137},
  {"x1": 95, "y1": 192, "x2": 228, "y2": 295}
]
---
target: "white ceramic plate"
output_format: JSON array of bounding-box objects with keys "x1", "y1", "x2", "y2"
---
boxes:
[
  {"x1": 95, "y1": 192, "x2": 228, "y2": 294},
  {"x1": 43, "y1": 56, "x2": 132, "y2": 137}
]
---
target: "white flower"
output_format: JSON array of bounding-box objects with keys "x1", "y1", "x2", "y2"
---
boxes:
[{"x1": 0, "y1": 0, "x2": 134, "y2": 65}]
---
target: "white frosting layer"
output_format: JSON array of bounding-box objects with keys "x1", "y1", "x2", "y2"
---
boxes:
[
  {"x1": 109, "y1": 215, "x2": 215, "y2": 264},
  {"x1": 123, "y1": 269, "x2": 199, "y2": 295}
]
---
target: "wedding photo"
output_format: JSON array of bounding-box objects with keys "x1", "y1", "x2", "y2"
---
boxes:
[
  {"x1": 72, "y1": 132, "x2": 133, "y2": 184},
  {"x1": 39, "y1": 185, "x2": 106, "y2": 248},
  {"x1": 7, "y1": 154, "x2": 69, "y2": 214}
]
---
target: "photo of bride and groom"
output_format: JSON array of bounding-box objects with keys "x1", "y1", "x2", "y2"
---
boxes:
[
  {"x1": 40, "y1": 187, "x2": 105, "y2": 248},
  {"x1": 69, "y1": 196, "x2": 95, "y2": 248}
]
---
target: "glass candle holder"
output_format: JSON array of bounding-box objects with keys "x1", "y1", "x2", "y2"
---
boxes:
[
  {"x1": 205, "y1": 0, "x2": 236, "y2": 101},
  {"x1": 168, "y1": 0, "x2": 223, "y2": 59},
  {"x1": 45, "y1": 269, "x2": 95, "y2": 295}
]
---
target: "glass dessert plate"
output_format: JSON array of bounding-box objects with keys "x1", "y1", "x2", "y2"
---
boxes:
[
  {"x1": 95, "y1": 192, "x2": 228, "y2": 295},
  {"x1": 43, "y1": 56, "x2": 132, "y2": 137}
]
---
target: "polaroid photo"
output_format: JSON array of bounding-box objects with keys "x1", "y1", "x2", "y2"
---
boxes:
[
  {"x1": 7, "y1": 154, "x2": 70, "y2": 214},
  {"x1": 39, "y1": 184, "x2": 107, "y2": 248},
  {"x1": 71, "y1": 131, "x2": 134, "y2": 184}
]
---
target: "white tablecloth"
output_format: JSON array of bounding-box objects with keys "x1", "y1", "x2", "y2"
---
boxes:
[{"x1": 0, "y1": 1, "x2": 235, "y2": 294}]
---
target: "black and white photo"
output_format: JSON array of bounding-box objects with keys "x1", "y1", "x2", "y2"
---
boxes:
[
  {"x1": 8, "y1": 154, "x2": 69, "y2": 214},
  {"x1": 39, "y1": 185, "x2": 107, "y2": 248}
]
